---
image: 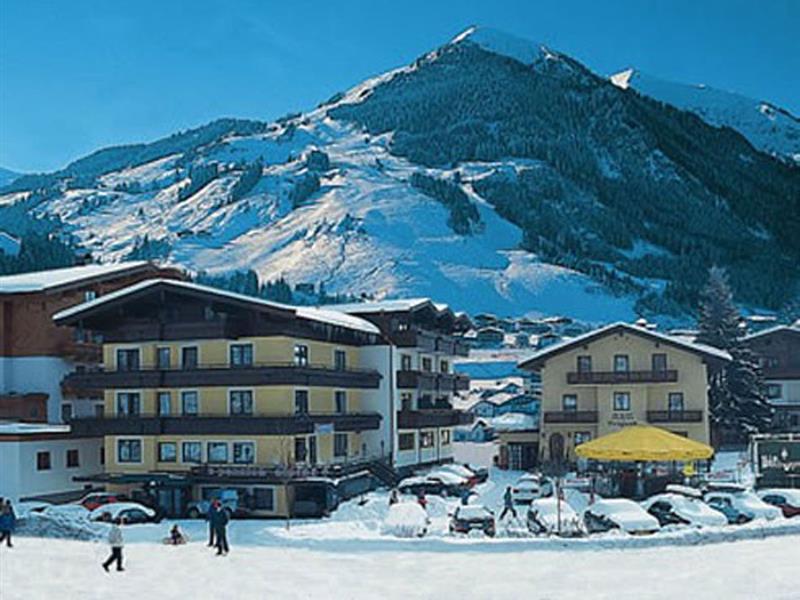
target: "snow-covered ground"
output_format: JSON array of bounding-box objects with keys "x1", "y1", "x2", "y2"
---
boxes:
[{"x1": 2, "y1": 534, "x2": 798, "y2": 599}]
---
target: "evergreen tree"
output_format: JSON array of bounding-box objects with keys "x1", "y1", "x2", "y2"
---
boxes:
[{"x1": 697, "y1": 267, "x2": 773, "y2": 438}]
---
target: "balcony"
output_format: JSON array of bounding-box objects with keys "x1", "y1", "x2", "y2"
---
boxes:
[
  {"x1": 68, "y1": 412, "x2": 382, "y2": 436},
  {"x1": 567, "y1": 370, "x2": 678, "y2": 385},
  {"x1": 396, "y1": 370, "x2": 469, "y2": 392},
  {"x1": 397, "y1": 409, "x2": 473, "y2": 429},
  {"x1": 543, "y1": 411, "x2": 599, "y2": 424},
  {"x1": 391, "y1": 329, "x2": 470, "y2": 357},
  {"x1": 647, "y1": 410, "x2": 703, "y2": 423},
  {"x1": 59, "y1": 340, "x2": 102, "y2": 363},
  {"x1": 61, "y1": 362, "x2": 382, "y2": 392}
]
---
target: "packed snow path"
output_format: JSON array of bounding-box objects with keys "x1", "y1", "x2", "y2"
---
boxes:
[{"x1": 1, "y1": 536, "x2": 798, "y2": 599}]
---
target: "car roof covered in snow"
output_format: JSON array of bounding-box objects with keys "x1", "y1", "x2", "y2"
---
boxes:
[{"x1": 0, "y1": 261, "x2": 153, "y2": 294}]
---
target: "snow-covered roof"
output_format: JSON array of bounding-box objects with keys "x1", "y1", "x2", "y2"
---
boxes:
[
  {"x1": 329, "y1": 298, "x2": 435, "y2": 314},
  {"x1": 742, "y1": 325, "x2": 800, "y2": 341},
  {"x1": 0, "y1": 261, "x2": 151, "y2": 294},
  {"x1": 518, "y1": 322, "x2": 731, "y2": 369},
  {"x1": 478, "y1": 413, "x2": 538, "y2": 432},
  {"x1": 54, "y1": 278, "x2": 381, "y2": 335},
  {"x1": 0, "y1": 422, "x2": 72, "y2": 436}
]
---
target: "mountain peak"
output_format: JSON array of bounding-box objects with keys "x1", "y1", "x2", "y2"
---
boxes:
[{"x1": 449, "y1": 26, "x2": 551, "y2": 65}]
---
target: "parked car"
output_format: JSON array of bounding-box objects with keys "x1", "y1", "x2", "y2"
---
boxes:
[
  {"x1": 583, "y1": 499, "x2": 660, "y2": 535},
  {"x1": 642, "y1": 493, "x2": 727, "y2": 528},
  {"x1": 527, "y1": 498, "x2": 584, "y2": 537},
  {"x1": 511, "y1": 474, "x2": 551, "y2": 504},
  {"x1": 704, "y1": 495, "x2": 753, "y2": 525},
  {"x1": 704, "y1": 490, "x2": 782, "y2": 522},
  {"x1": 450, "y1": 505, "x2": 496, "y2": 537},
  {"x1": 382, "y1": 502, "x2": 429, "y2": 538},
  {"x1": 186, "y1": 489, "x2": 239, "y2": 519},
  {"x1": 90, "y1": 502, "x2": 159, "y2": 524},
  {"x1": 756, "y1": 489, "x2": 800, "y2": 518},
  {"x1": 437, "y1": 464, "x2": 485, "y2": 486},
  {"x1": 398, "y1": 473, "x2": 468, "y2": 497},
  {"x1": 75, "y1": 492, "x2": 121, "y2": 511}
]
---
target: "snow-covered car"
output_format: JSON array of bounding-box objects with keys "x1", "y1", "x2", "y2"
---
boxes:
[
  {"x1": 382, "y1": 502, "x2": 429, "y2": 538},
  {"x1": 642, "y1": 493, "x2": 727, "y2": 528},
  {"x1": 511, "y1": 474, "x2": 550, "y2": 504},
  {"x1": 398, "y1": 472, "x2": 468, "y2": 497},
  {"x1": 450, "y1": 505, "x2": 496, "y2": 537},
  {"x1": 90, "y1": 502, "x2": 159, "y2": 524},
  {"x1": 437, "y1": 464, "x2": 483, "y2": 486},
  {"x1": 583, "y1": 499, "x2": 660, "y2": 535},
  {"x1": 704, "y1": 490, "x2": 782, "y2": 522},
  {"x1": 75, "y1": 492, "x2": 121, "y2": 511},
  {"x1": 757, "y1": 489, "x2": 800, "y2": 518},
  {"x1": 527, "y1": 498, "x2": 584, "y2": 537}
]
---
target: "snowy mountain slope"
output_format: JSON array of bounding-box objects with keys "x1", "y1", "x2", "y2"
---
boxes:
[
  {"x1": 1, "y1": 26, "x2": 798, "y2": 322},
  {"x1": 0, "y1": 167, "x2": 22, "y2": 187},
  {"x1": 611, "y1": 68, "x2": 800, "y2": 162}
]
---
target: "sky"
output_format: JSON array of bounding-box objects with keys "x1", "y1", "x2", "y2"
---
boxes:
[{"x1": 1, "y1": 0, "x2": 798, "y2": 173}]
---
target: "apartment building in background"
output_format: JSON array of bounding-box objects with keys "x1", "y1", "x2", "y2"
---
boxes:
[
  {"x1": 519, "y1": 323, "x2": 730, "y2": 464},
  {"x1": 54, "y1": 278, "x2": 392, "y2": 518},
  {"x1": 331, "y1": 300, "x2": 472, "y2": 472},
  {"x1": 743, "y1": 325, "x2": 800, "y2": 432}
]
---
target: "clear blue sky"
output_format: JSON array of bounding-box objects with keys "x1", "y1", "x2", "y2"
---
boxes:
[{"x1": 1, "y1": 0, "x2": 798, "y2": 173}]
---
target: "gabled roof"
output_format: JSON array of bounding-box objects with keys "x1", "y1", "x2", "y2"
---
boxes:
[
  {"x1": 327, "y1": 297, "x2": 473, "y2": 329},
  {"x1": 742, "y1": 324, "x2": 800, "y2": 342},
  {"x1": 54, "y1": 278, "x2": 381, "y2": 335},
  {"x1": 518, "y1": 322, "x2": 731, "y2": 370},
  {"x1": 0, "y1": 261, "x2": 152, "y2": 294}
]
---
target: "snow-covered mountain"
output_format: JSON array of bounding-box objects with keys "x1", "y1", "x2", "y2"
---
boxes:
[
  {"x1": 0, "y1": 167, "x2": 21, "y2": 187},
  {"x1": 2, "y1": 27, "x2": 799, "y2": 322},
  {"x1": 611, "y1": 68, "x2": 800, "y2": 163}
]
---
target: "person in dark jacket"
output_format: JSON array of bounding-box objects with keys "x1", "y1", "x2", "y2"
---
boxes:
[
  {"x1": 206, "y1": 500, "x2": 219, "y2": 547},
  {"x1": 0, "y1": 500, "x2": 17, "y2": 548},
  {"x1": 499, "y1": 486, "x2": 517, "y2": 520},
  {"x1": 212, "y1": 506, "x2": 230, "y2": 556}
]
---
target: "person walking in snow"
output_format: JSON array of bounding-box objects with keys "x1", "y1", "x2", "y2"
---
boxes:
[
  {"x1": 102, "y1": 517, "x2": 126, "y2": 572},
  {"x1": 389, "y1": 489, "x2": 399, "y2": 506},
  {"x1": 460, "y1": 487, "x2": 473, "y2": 506},
  {"x1": 0, "y1": 500, "x2": 17, "y2": 548},
  {"x1": 499, "y1": 486, "x2": 517, "y2": 520},
  {"x1": 213, "y1": 505, "x2": 230, "y2": 556},
  {"x1": 206, "y1": 500, "x2": 219, "y2": 547}
]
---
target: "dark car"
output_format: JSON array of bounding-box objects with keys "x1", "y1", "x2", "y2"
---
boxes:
[
  {"x1": 398, "y1": 474, "x2": 468, "y2": 498},
  {"x1": 758, "y1": 490, "x2": 800, "y2": 518},
  {"x1": 450, "y1": 505, "x2": 496, "y2": 537},
  {"x1": 645, "y1": 500, "x2": 691, "y2": 527},
  {"x1": 705, "y1": 496, "x2": 752, "y2": 525}
]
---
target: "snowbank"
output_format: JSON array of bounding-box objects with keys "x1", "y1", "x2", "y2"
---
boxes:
[{"x1": 381, "y1": 503, "x2": 428, "y2": 538}]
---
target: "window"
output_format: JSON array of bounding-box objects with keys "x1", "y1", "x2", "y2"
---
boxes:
[
  {"x1": 419, "y1": 431, "x2": 435, "y2": 448},
  {"x1": 36, "y1": 451, "x2": 51, "y2": 471},
  {"x1": 421, "y1": 357, "x2": 433, "y2": 372},
  {"x1": 116, "y1": 392, "x2": 141, "y2": 416},
  {"x1": 334, "y1": 350, "x2": 347, "y2": 371},
  {"x1": 398, "y1": 433, "x2": 415, "y2": 451},
  {"x1": 334, "y1": 433, "x2": 348, "y2": 458},
  {"x1": 562, "y1": 394, "x2": 578, "y2": 411},
  {"x1": 668, "y1": 392, "x2": 685, "y2": 412},
  {"x1": 100, "y1": 446, "x2": 105, "y2": 466},
  {"x1": 439, "y1": 360, "x2": 449, "y2": 374},
  {"x1": 157, "y1": 347, "x2": 171, "y2": 369},
  {"x1": 84, "y1": 290, "x2": 97, "y2": 302},
  {"x1": 294, "y1": 390, "x2": 309, "y2": 415},
  {"x1": 158, "y1": 442, "x2": 177, "y2": 462},
  {"x1": 207, "y1": 442, "x2": 229, "y2": 464},
  {"x1": 117, "y1": 439, "x2": 142, "y2": 463},
  {"x1": 66, "y1": 449, "x2": 80, "y2": 468},
  {"x1": 400, "y1": 393, "x2": 413, "y2": 412},
  {"x1": 294, "y1": 344, "x2": 309, "y2": 367},
  {"x1": 61, "y1": 402, "x2": 73, "y2": 422},
  {"x1": 229, "y1": 390, "x2": 254, "y2": 415},
  {"x1": 400, "y1": 354, "x2": 412, "y2": 371},
  {"x1": 652, "y1": 353, "x2": 668, "y2": 372},
  {"x1": 614, "y1": 355, "x2": 630, "y2": 373},
  {"x1": 613, "y1": 392, "x2": 631, "y2": 411},
  {"x1": 181, "y1": 346, "x2": 198, "y2": 369},
  {"x1": 94, "y1": 403, "x2": 105, "y2": 418},
  {"x1": 575, "y1": 432, "x2": 592, "y2": 445},
  {"x1": 230, "y1": 343, "x2": 254, "y2": 367},
  {"x1": 182, "y1": 441, "x2": 202, "y2": 463},
  {"x1": 116, "y1": 348, "x2": 140, "y2": 371},
  {"x1": 441, "y1": 429, "x2": 451, "y2": 445},
  {"x1": 157, "y1": 392, "x2": 171, "y2": 416},
  {"x1": 577, "y1": 355, "x2": 592, "y2": 373},
  {"x1": 233, "y1": 442, "x2": 255, "y2": 464},
  {"x1": 334, "y1": 391, "x2": 347, "y2": 414},
  {"x1": 294, "y1": 437, "x2": 308, "y2": 462},
  {"x1": 766, "y1": 384, "x2": 782, "y2": 399},
  {"x1": 181, "y1": 391, "x2": 199, "y2": 416},
  {"x1": 253, "y1": 488, "x2": 274, "y2": 510}
]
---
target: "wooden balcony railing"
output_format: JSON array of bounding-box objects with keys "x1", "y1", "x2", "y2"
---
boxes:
[
  {"x1": 396, "y1": 370, "x2": 469, "y2": 392},
  {"x1": 567, "y1": 370, "x2": 678, "y2": 385},
  {"x1": 390, "y1": 328, "x2": 470, "y2": 357},
  {"x1": 543, "y1": 410, "x2": 599, "y2": 424},
  {"x1": 646, "y1": 410, "x2": 703, "y2": 423},
  {"x1": 397, "y1": 409, "x2": 473, "y2": 429}
]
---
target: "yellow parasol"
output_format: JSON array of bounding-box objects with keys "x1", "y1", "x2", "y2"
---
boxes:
[{"x1": 575, "y1": 425, "x2": 713, "y2": 462}]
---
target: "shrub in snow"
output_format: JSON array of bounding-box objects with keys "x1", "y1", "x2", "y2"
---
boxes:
[{"x1": 381, "y1": 502, "x2": 429, "y2": 538}]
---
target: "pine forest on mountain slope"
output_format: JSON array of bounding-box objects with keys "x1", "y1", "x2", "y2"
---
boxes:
[{"x1": 1, "y1": 29, "x2": 799, "y2": 321}]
